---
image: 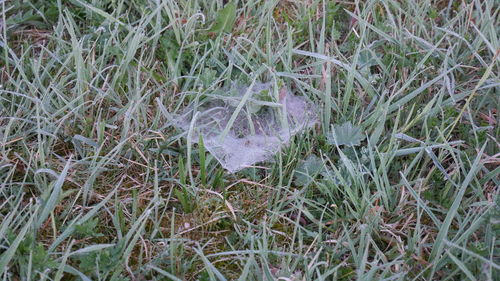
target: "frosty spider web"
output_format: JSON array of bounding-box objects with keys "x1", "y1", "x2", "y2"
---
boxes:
[{"x1": 175, "y1": 82, "x2": 318, "y2": 173}]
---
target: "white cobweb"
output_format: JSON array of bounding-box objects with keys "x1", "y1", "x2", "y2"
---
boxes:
[{"x1": 175, "y1": 81, "x2": 318, "y2": 173}]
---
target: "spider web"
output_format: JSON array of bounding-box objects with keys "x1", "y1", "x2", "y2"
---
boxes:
[{"x1": 175, "y1": 82, "x2": 318, "y2": 173}]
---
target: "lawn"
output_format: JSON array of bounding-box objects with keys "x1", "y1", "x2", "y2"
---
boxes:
[{"x1": 0, "y1": 0, "x2": 499, "y2": 280}]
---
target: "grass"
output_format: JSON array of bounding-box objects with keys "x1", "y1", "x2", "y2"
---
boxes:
[{"x1": 0, "y1": 0, "x2": 499, "y2": 280}]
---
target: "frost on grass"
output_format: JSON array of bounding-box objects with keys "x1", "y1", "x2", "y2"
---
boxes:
[{"x1": 176, "y1": 82, "x2": 318, "y2": 173}]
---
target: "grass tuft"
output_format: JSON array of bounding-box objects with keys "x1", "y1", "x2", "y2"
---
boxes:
[{"x1": 1, "y1": 0, "x2": 498, "y2": 280}]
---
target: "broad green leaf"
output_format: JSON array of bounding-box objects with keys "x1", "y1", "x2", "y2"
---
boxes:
[
  {"x1": 328, "y1": 121, "x2": 365, "y2": 147},
  {"x1": 209, "y1": 2, "x2": 237, "y2": 34},
  {"x1": 294, "y1": 155, "x2": 325, "y2": 187}
]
